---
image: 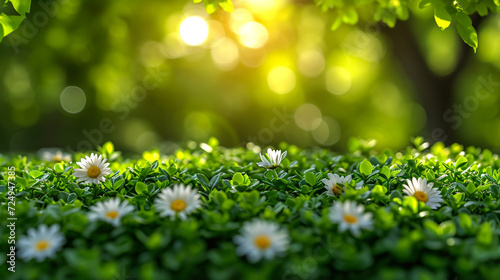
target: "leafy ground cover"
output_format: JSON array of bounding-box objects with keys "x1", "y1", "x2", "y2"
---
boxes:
[{"x1": 1, "y1": 138, "x2": 500, "y2": 280}]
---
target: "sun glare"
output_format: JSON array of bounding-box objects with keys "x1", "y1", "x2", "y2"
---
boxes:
[{"x1": 179, "y1": 16, "x2": 209, "y2": 46}]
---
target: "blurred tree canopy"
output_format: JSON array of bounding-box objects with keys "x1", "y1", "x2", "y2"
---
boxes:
[{"x1": 1, "y1": 0, "x2": 500, "y2": 153}]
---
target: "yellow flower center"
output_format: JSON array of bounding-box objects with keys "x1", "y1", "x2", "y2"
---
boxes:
[
  {"x1": 35, "y1": 240, "x2": 50, "y2": 251},
  {"x1": 332, "y1": 184, "x2": 344, "y2": 195},
  {"x1": 414, "y1": 191, "x2": 428, "y2": 202},
  {"x1": 87, "y1": 166, "x2": 101, "y2": 178},
  {"x1": 53, "y1": 154, "x2": 62, "y2": 162},
  {"x1": 171, "y1": 199, "x2": 187, "y2": 212},
  {"x1": 343, "y1": 214, "x2": 358, "y2": 224},
  {"x1": 106, "y1": 211, "x2": 119, "y2": 219},
  {"x1": 254, "y1": 235, "x2": 271, "y2": 250}
]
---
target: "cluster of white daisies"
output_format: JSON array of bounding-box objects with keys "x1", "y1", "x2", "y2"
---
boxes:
[{"x1": 19, "y1": 149, "x2": 444, "y2": 264}]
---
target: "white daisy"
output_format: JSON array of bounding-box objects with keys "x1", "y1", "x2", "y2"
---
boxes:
[
  {"x1": 233, "y1": 219, "x2": 290, "y2": 263},
  {"x1": 154, "y1": 184, "x2": 201, "y2": 220},
  {"x1": 257, "y1": 148, "x2": 287, "y2": 169},
  {"x1": 73, "y1": 153, "x2": 112, "y2": 184},
  {"x1": 328, "y1": 200, "x2": 373, "y2": 237},
  {"x1": 18, "y1": 224, "x2": 65, "y2": 262},
  {"x1": 402, "y1": 177, "x2": 443, "y2": 209},
  {"x1": 38, "y1": 148, "x2": 71, "y2": 162},
  {"x1": 322, "y1": 173, "x2": 352, "y2": 196},
  {"x1": 87, "y1": 198, "x2": 135, "y2": 227}
]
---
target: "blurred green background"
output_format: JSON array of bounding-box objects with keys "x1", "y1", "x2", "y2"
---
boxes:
[{"x1": 1, "y1": 0, "x2": 500, "y2": 153}]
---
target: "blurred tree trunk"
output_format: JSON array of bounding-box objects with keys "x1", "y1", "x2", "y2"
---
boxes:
[{"x1": 383, "y1": 18, "x2": 482, "y2": 145}]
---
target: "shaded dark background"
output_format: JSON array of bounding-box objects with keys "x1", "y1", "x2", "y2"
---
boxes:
[{"x1": 1, "y1": 0, "x2": 500, "y2": 153}]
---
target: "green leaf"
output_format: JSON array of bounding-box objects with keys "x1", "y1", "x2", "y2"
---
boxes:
[
  {"x1": 304, "y1": 172, "x2": 316, "y2": 186},
  {"x1": 135, "y1": 182, "x2": 148, "y2": 194},
  {"x1": 456, "y1": 156, "x2": 468, "y2": 168},
  {"x1": 196, "y1": 173, "x2": 210, "y2": 188},
  {"x1": 0, "y1": 14, "x2": 25, "y2": 36},
  {"x1": 403, "y1": 196, "x2": 418, "y2": 214},
  {"x1": 457, "y1": 20, "x2": 478, "y2": 52},
  {"x1": 10, "y1": 0, "x2": 31, "y2": 16},
  {"x1": 419, "y1": 0, "x2": 435, "y2": 9},
  {"x1": 359, "y1": 160, "x2": 373, "y2": 176},
  {"x1": 342, "y1": 8, "x2": 358, "y2": 25},
  {"x1": 453, "y1": 192, "x2": 464, "y2": 203},
  {"x1": 380, "y1": 165, "x2": 391, "y2": 179},
  {"x1": 477, "y1": 222, "x2": 493, "y2": 246},
  {"x1": 219, "y1": 0, "x2": 233, "y2": 13},
  {"x1": 29, "y1": 170, "x2": 44, "y2": 179},
  {"x1": 102, "y1": 141, "x2": 114, "y2": 155},
  {"x1": 434, "y1": 4, "x2": 451, "y2": 30},
  {"x1": 54, "y1": 163, "x2": 64, "y2": 173},
  {"x1": 466, "y1": 182, "x2": 476, "y2": 194},
  {"x1": 232, "y1": 172, "x2": 244, "y2": 185},
  {"x1": 390, "y1": 190, "x2": 403, "y2": 201}
]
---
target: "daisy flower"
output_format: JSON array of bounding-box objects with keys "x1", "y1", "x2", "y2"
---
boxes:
[
  {"x1": 73, "y1": 153, "x2": 112, "y2": 184},
  {"x1": 38, "y1": 148, "x2": 71, "y2": 162},
  {"x1": 257, "y1": 148, "x2": 287, "y2": 169},
  {"x1": 18, "y1": 224, "x2": 65, "y2": 262},
  {"x1": 87, "y1": 198, "x2": 135, "y2": 227},
  {"x1": 402, "y1": 177, "x2": 443, "y2": 209},
  {"x1": 322, "y1": 173, "x2": 352, "y2": 196},
  {"x1": 233, "y1": 219, "x2": 290, "y2": 263},
  {"x1": 154, "y1": 184, "x2": 201, "y2": 220},
  {"x1": 328, "y1": 200, "x2": 373, "y2": 237}
]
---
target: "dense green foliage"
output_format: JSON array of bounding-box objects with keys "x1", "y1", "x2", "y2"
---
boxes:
[
  {"x1": 195, "y1": 0, "x2": 500, "y2": 51},
  {"x1": 0, "y1": 0, "x2": 30, "y2": 43},
  {"x1": 1, "y1": 138, "x2": 500, "y2": 279}
]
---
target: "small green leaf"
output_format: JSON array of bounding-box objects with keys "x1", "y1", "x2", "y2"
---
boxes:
[
  {"x1": 10, "y1": 0, "x2": 31, "y2": 16},
  {"x1": 434, "y1": 4, "x2": 451, "y2": 30},
  {"x1": 54, "y1": 163, "x2": 64, "y2": 173},
  {"x1": 453, "y1": 192, "x2": 464, "y2": 203},
  {"x1": 232, "y1": 172, "x2": 244, "y2": 185},
  {"x1": 342, "y1": 8, "x2": 358, "y2": 25},
  {"x1": 466, "y1": 182, "x2": 476, "y2": 194},
  {"x1": 135, "y1": 182, "x2": 148, "y2": 194},
  {"x1": 29, "y1": 170, "x2": 44, "y2": 179},
  {"x1": 0, "y1": 14, "x2": 25, "y2": 36},
  {"x1": 359, "y1": 160, "x2": 373, "y2": 176},
  {"x1": 457, "y1": 24, "x2": 478, "y2": 52},
  {"x1": 456, "y1": 156, "x2": 468, "y2": 168},
  {"x1": 304, "y1": 172, "x2": 316, "y2": 186},
  {"x1": 477, "y1": 222, "x2": 493, "y2": 246}
]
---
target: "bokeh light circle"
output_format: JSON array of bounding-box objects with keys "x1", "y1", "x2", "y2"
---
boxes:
[
  {"x1": 179, "y1": 16, "x2": 209, "y2": 46},
  {"x1": 294, "y1": 103, "x2": 322, "y2": 131},
  {"x1": 326, "y1": 67, "x2": 352, "y2": 95},
  {"x1": 298, "y1": 50, "x2": 325, "y2": 77},
  {"x1": 60, "y1": 86, "x2": 86, "y2": 113},
  {"x1": 238, "y1": 22, "x2": 269, "y2": 49},
  {"x1": 268, "y1": 66, "x2": 296, "y2": 94}
]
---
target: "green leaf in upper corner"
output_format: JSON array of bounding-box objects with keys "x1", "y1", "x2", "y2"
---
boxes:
[
  {"x1": 193, "y1": 0, "x2": 202, "y2": 3},
  {"x1": 434, "y1": 4, "x2": 451, "y2": 30},
  {"x1": 359, "y1": 160, "x2": 373, "y2": 176},
  {"x1": 331, "y1": 16, "x2": 342, "y2": 31},
  {"x1": 342, "y1": 8, "x2": 358, "y2": 25},
  {"x1": 202, "y1": 0, "x2": 219, "y2": 14},
  {"x1": 10, "y1": 0, "x2": 31, "y2": 16},
  {"x1": 457, "y1": 22, "x2": 478, "y2": 52},
  {"x1": 0, "y1": 21, "x2": 4, "y2": 44},
  {"x1": 419, "y1": 0, "x2": 435, "y2": 9},
  {"x1": 219, "y1": 0, "x2": 233, "y2": 13},
  {"x1": 0, "y1": 14, "x2": 25, "y2": 36}
]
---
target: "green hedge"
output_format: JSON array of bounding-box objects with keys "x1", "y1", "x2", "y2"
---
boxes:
[{"x1": 1, "y1": 138, "x2": 500, "y2": 280}]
